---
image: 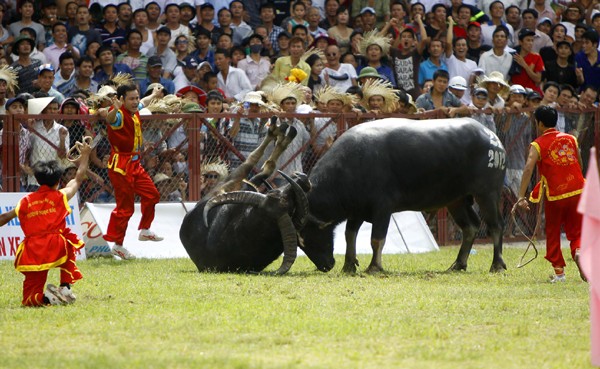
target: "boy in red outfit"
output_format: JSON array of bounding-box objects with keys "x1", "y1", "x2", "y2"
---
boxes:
[
  {"x1": 515, "y1": 105, "x2": 586, "y2": 283},
  {"x1": 0, "y1": 140, "x2": 92, "y2": 306}
]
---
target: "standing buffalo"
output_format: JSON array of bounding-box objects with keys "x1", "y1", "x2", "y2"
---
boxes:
[{"x1": 299, "y1": 118, "x2": 508, "y2": 273}]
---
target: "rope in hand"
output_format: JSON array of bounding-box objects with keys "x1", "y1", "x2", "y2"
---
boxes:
[{"x1": 510, "y1": 190, "x2": 544, "y2": 268}]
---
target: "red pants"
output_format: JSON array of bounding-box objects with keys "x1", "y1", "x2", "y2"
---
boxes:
[
  {"x1": 544, "y1": 194, "x2": 582, "y2": 269},
  {"x1": 104, "y1": 159, "x2": 160, "y2": 245},
  {"x1": 21, "y1": 245, "x2": 82, "y2": 307}
]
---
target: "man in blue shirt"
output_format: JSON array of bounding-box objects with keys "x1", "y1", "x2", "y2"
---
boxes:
[
  {"x1": 575, "y1": 30, "x2": 600, "y2": 91},
  {"x1": 93, "y1": 45, "x2": 133, "y2": 84},
  {"x1": 418, "y1": 39, "x2": 448, "y2": 87},
  {"x1": 138, "y1": 56, "x2": 175, "y2": 96}
]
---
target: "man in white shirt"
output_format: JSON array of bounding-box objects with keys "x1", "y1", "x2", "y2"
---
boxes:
[
  {"x1": 478, "y1": 25, "x2": 513, "y2": 80},
  {"x1": 480, "y1": 1, "x2": 515, "y2": 47},
  {"x1": 445, "y1": 17, "x2": 478, "y2": 104},
  {"x1": 237, "y1": 34, "x2": 271, "y2": 89},
  {"x1": 214, "y1": 48, "x2": 252, "y2": 103}
]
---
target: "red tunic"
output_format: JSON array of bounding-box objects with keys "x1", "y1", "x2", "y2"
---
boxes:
[
  {"x1": 529, "y1": 128, "x2": 585, "y2": 203},
  {"x1": 14, "y1": 186, "x2": 83, "y2": 272},
  {"x1": 107, "y1": 106, "x2": 143, "y2": 175}
]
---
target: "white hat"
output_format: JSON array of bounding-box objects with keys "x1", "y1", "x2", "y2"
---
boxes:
[
  {"x1": 153, "y1": 173, "x2": 171, "y2": 184},
  {"x1": 27, "y1": 96, "x2": 55, "y2": 115},
  {"x1": 448, "y1": 76, "x2": 468, "y2": 91},
  {"x1": 509, "y1": 84, "x2": 527, "y2": 95},
  {"x1": 243, "y1": 91, "x2": 267, "y2": 106}
]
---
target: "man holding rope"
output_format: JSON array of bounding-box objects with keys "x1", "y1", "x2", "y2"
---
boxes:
[
  {"x1": 514, "y1": 106, "x2": 586, "y2": 283},
  {"x1": 99, "y1": 84, "x2": 165, "y2": 260}
]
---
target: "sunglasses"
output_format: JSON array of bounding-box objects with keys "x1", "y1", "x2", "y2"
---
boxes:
[
  {"x1": 203, "y1": 174, "x2": 218, "y2": 179},
  {"x1": 176, "y1": 40, "x2": 189, "y2": 44}
]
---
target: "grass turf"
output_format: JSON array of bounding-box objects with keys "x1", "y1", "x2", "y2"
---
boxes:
[{"x1": 0, "y1": 246, "x2": 591, "y2": 369}]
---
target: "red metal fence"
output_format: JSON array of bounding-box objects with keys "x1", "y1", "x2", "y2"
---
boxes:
[{"x1": 1, "y1": 109, "x2": 598, "y2": 245}]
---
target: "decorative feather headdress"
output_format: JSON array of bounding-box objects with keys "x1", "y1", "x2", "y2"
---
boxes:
[
  {"x1": 314, "y1": 85, "x2": 357, "y2": 106},
  {"x1": 359, "y1": 30, "x2": 391, "y2": 56},
  {"x1": 360, "y1": 79, "x2": 400, "y2": 113},
  {"x1": 0, "y1": 66, "x2": 18, "y2": 94}
]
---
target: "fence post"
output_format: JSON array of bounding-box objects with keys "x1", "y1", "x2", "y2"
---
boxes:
[
  {"x1": 187, "y1": 113, "x2": 202, "y2": 202},
  {"x1": 2, "y1": 115, "x2": 19, "y2": 192}
]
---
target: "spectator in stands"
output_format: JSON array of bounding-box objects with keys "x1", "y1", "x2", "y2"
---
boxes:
[
  {"x1": 328, "y1": 6, "x2": 353, "y2": 54},
  {"x1": 259, "y1": 3, "x2": 284, "y2": 53},
  {"x1": 466, "y1": 21, "x2": 489, "y2": 64},
  {"x1": 272, "y1": 36, "x2": 311, "y2": 85},
  {"x1": 468, "y1": 87, "x2": 495, "y2": 133},
  {"x1": 96, "y1": 4, "x2": 126, "y2": 52},
  {"x1": 212, "y1": 8, "x2": 235, "y2": 47},
  {"x1": 173, "y1": 55, "x2": 200, "y2": 93},
  {"x1": 540, "y1": 24, "x2": 568, "y2": 64},
  {"x1": 36, "y1": 64, "x2": 65, "y2": 104},
  {"x1": 214, "y1": 48, "x2": 252, "y2": 103},
  {"x1": 229, "y1": 1, "x2": 253, "y2": 46},
  {"x1": 147, "y1": 27, "x2": 178, "y2": 79},
  {"x1": 9, "y1": 0, "x2": 45, "y2": 51},
  {"x1": 543, "y1": 41, "x2": 577, "y2": 89},
  {"x1": 163, "y1": 3, "x2": 191, "y2": 49},
  {"x1": 200, "y1": 160, "x2": 228, "y2": 198},
  {"x1": 202, "y1": 91, "x2": 228, "y2": 161},
  {"x1": 132, "y1": 9, "x2": 154, "y2": 55},
  {"x1": 424, "y1": 4, "x2": 448, "y2": 39},
  {"x1": 481, "y1": 1, "x2": 515, "y2": 47},
  {"x1": 305, "y1": 53, "x2": 325, "y2": 94},
  {"x1": 12, "y1": 27, "x2": 48, "y2": 64},
  {"x1": 390, "y1": 27, "x2": 422, "y2": 100},
  {"x1": 275, "y1": 31, "x2": 291, "y2": 58},
  {"x1": 415, "y1": 69, "x2": 468, "y2": 116},
  {"x1": 322, "y1": 44, "x2": 357, "y2": 92},
  {"x1": 511, "y1": 28, "x2": 544, "y2": 94},
  {"x1": 505, "y1": 6, "x2": 521, "y2": 34},
  {"x1": 10, "y1": 35, "x2": 42, "y2": 94},
  {"x1": 358, "y1": 31, "x2": 396, "y2": 87},
  {"x1": 61, "y1": 56, "x2": 99, "y2": 97},
  {"x1": 540, "y1": 81, "x2": 559, "y2": 106},
  {"x1": 556, "y1": 84, "x2": 577, "y2": 134},
  {"x1": 478, "y1": 71, "x2": 509, "y2": 108},
  {"x1": 445, "y1": 17, "x2": 478, "y2": 104},
  {"x1": 60, "y1": 97, "x2": 91, "y2": 150},
  {"x1": 178, "y1": 2, "x2": 195, "y2": 30},
  {"x1": 43, "y1": 23, "x2": 79, "y2": 71},
  {"x1": 63, "y1": 1, "x2": 78, "y2": 29},
  {"x1": 306, "y1": 6, "x2": 327, "y2": 38},
  {"x1": 320, "y1": 0, "x2": 339, "y2": 30},
  {"x1": 521, "y1": 9, "x2": 553, "y2": 53},
  {"x1": 68, "y1": 5, "x2": 103, "y2": 56},
  {"x1": 174, "y1": 34, "x2": 194, "y2": 66},
  {"x1": 575, "y1": 85, "x2": 598, "y2": 172},
  {"x1": 237, "y1": 34, "x2": 271, "y2": 90},
  {"x1": 116, "y1": 30, "x2": 148, "y2": 86},
  {"x1": 228, "y1": 91, "x2": 271, "y2": 169},
  {"x1": 531, "y1": 0, "x2": 556, "y2": 22},
  {"x1": 24, "y1": 96, "x2": 69, "y2": 191},
  {"x1": 575, "y1": 30, "x2": 600, "y2": 90},
  {"x1": 92, "y1": 45, "x2": 133, "y2": 84},
  {"x1": 117, "y1": 3, "x2": 132, "y2": 30},
  {"x1": 146, "y1": 2, "x2": 162, "y2": 32},
  {"x1": 418, "y1": 38, "x2": 446, "y2": 87},
  {"x1": 53, "y1": 52, "x2": 75, "y2": 93},
  {"x1": 191, "y1": 27, "x2": 215, "y2": 70},
  {"x1": 478, "y1": 26, "x2": 512, "y2": 80},
  {"x1": 216, "y1": 33, "x2": 234, "y2": 52}
]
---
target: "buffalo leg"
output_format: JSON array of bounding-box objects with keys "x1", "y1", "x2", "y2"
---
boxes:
[
  {"x1": 365, "y1": 215, "x2": 390, "y2": 273},
  {"x1": 476, "y1": 193, "x2": 507, "y2": 273},
  {"x1": 342, "y1": 218, "x2": 363, "y2": 273},
  {"x1": 447, "y1": 198, "x2": 479, "y2": 271}
]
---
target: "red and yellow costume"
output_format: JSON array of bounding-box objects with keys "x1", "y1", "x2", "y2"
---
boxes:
[
  {"x1": 103, "y1": 106, "x2": 159, "y2": 245},
  {"x1": 529, "y1": 128, "x2": 585, "y2": 268},
  {"x1": 15, "y1": 186, "x2": 83, "y2": 306}
]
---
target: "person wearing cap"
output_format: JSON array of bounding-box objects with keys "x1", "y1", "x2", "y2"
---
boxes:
[
  {"x1": 468, "y1": 87, "x2": 495, "y2": 132},
  {"x1": 446, "y1": 16, "x2": 478, "y2": 104},
  {"x1": 521, "y1": 9, "x2": 553, "y2": 53},
  {"x1": 36, "y1": 63, "x2": 65, "y2": 104},
  {"x1": 196, "y1": 3, "x2": 216, "y2": 33},
  {"x1": 448, "y1": 76, "x2": 468, "y2": 101},
  {"x1": 92, "y1": 45, "x2": 134, "y2": 84},
  {"x1": 95, "y1": 4, "x2": 127, "y2": 53},
  {"x1": 510, "y1": 28, "x2": 544, "y2": 94},
  {"x1": 259, "y1": 3, "x2": 285, "y2": 53},
  {"x1": 575, "y1": 30, "x2": 600, "y2": 90},
  {"x1": 527, "y1": 90, "x2": 543, "y2": 109},
  {"x1": 466, "y1": 21, "x2": 490, "y2": 64},
  {"x1": 237, "y1": 33, "x2": 271, "y2": 89},
  {"x1": 178, "y1": 2, "x2": 196, "y2": 29},
  {"x1": 478, "y1": 26, "x2": 513, "y2": 80},
  {"x1": 214, "y1": 48, "x2": 252, "y2": 103},
  {"x1": 531, "y1": 0, "x2": 556, "y2": 24},
  {"x1": 162, "y1": 3, "x2": 192, "y2": 49},
  {"x1": 101, "y1": 84, "x2": 165, "y2": 260},
  {"x1": 10, "y1": 35, "x2": 42, "y2": 94},
  {"x1": 173, "y1": 54, "x2": 199, "y2": 92},
  {"x1": 61, "y1": 56, "x2": 99, "y2": 97},
  {"x1": 537, "y1": 17, "x2": 553, "y2": 36},
  {"x1": 139, "y1": 55, "x2": 176, "y2": 96},
  {"x1": 67, "y1": 5, "x2": 103, "y2": 55},
  {"x1": 116, "y1": 29, "x2": 149, "y2": 85},
  {"x1": 147, "y1": 26, "x2": 178, "y2": 78},
  {"x1": 514, "y1": 105, "x2": 586, "y2": 283}
]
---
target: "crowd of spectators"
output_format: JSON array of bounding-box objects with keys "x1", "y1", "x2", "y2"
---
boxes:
[{"x1": 0, "y1": 0, "x2": 598, "y2": 204}]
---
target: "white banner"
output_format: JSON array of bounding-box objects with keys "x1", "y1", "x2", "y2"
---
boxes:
[{"x1": 0, "y1": 193, "x2": 85, "y2": 260}]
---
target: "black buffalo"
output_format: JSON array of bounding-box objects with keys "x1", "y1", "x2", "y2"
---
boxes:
[{"x1": 299, "y1": 118, "x2": 508, "y2": 273}]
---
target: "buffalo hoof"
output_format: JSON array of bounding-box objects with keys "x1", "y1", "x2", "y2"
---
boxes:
[
  {"x1": 489, "y1": 262, "x2": 507, "y2": 273},
  {"x1": 447, "y1": 261, "x2": 467, "y2": 272},
  {"x1": 365, "y1": 264, "x2": 384, "y2": 274},
  {"x1": 341, "y1": 262, "x2": 357, "y2": 274}
]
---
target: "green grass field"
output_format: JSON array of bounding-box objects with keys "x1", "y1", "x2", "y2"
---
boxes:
[{"x1": 0, "y1": 246, "x2": 592, "y2": 369}]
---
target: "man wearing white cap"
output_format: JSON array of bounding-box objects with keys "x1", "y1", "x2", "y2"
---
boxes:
[
  {"x1": 351, "y1": 3, "x2": 390, "y2": 29},
  {"x1": 228, "y1": 91, "x2": 270, "y2": 169}
]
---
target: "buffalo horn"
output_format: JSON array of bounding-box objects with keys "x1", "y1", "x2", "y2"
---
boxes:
[
  {"x1": 203, "y1": 191, "x2": 266, "y2": 227},
  {"x1": 275, "y1": 213, "x2": 298, "y2": 275},
  {"x1": 277, "y1": 170, "x2": 309, "y2": 229}
]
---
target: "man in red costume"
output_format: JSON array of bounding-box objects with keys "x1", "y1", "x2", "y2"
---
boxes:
[
  {"x1": 0, "y1": 140, "x2": 92, "y2": 306},
  {"x1": 515, "y1": 105, "x2": 586, "y2": 283},
  {"x1": 103, "y1": 84, "x2": 164, "y2": 260}
]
